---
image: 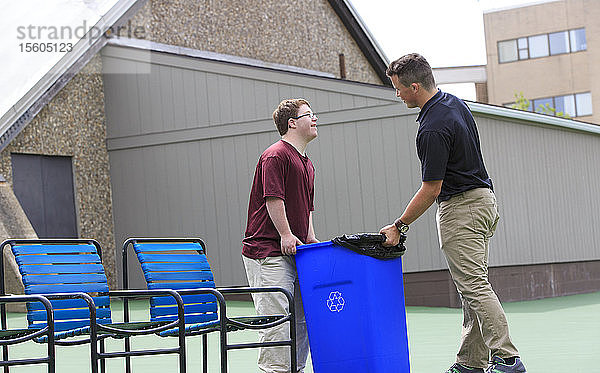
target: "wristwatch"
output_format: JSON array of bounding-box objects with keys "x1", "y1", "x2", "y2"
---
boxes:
[{"x1": 394, "y1": 219, "x2": 409, "y2": 234}]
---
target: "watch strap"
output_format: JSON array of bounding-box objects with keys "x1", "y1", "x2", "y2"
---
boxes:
[{"x1": 394, "y1": 219, "x2": 409, "y2": 233}]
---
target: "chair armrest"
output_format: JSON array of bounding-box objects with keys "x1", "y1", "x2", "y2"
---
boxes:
[
  {"x1": 215, "y1": 287, "x2": 295, "y2": 328},
  {"x1": 42, "y1": 292, "x2": 97, "y2": 316},
  {"x1": 217, "y1": 286, "x2": 294, "y2": 309},
  {"x1": 170, "y1": 288, "x2": 226, "y2": 304},
  {"x1": 41, "y1": 291, "x2": 186, "y2": 336},
  {"x1": 0, "y1": 294, "x2": 55, "y2": 344},
  {"x1": 104, "y1": 289, "x2": 186, "y2": 336},
  {"x1": 170, "y1": 288, "x2": 228, "y2": 328},
  {"x1": 217, "y1": 286, "x2": 292, "y2": 297},
  {"x1": 227, "y1": 315, "x2": 291, "y2": 330}
]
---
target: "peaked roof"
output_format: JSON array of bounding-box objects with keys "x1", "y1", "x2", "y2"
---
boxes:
[
  {"x1": 329, "y1": 0, "x2": 390, "y2": 85},
  {"x1": 0, "y1": 0, "x2": 390, "y2": 152},
  {"x1": 0, "y1": 0, "x2": 145, "y2": 151}
]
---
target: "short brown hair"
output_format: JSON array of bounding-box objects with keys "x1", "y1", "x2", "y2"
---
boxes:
[
  {"x1": 272, "y1": 99, "x2": 310, "y2": 136},
  {"x1": 386, "y1": 53, "x2": 436, "y2": 91}
]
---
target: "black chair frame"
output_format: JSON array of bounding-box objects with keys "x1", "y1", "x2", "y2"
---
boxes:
[
  {"x1": 122, "y1": 237, "x2": 297, "y2": 373},
  {"x1": 0, "y1": 294, "x2": 55, "y2": 373},
  {"x1": 0, "y1": 238, "x2": 190, "y2": 373}
]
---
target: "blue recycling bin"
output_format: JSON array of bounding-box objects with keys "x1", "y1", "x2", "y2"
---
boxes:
[{"x1": 295, "y1": 240, "x2": 410, "y2": 373}]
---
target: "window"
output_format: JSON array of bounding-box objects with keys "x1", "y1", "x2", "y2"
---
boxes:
[
  {"x1": 528, "y1": 34, "x2": 549, "y2": 58},
  {"x1": 504, "y1": 92, "x2": 592, "y2": 118},
  {"x1": 498, "y1": 40, "x2": 518, "y2": 63},
  {"x1": 533, "y1": 97, "x2": 553, "y2": 113},
  {"x1": 554, "y1": 95, "x2": 576, "y2": 117},
  {"x1": 498, "y1": 28, "x2": 586, "y2": 63},
  {"x1": 518, "y1": 37, "x2": 529, "y2": 59},
  {"x1": 575, "y1": 92, "x2": 593, "y2": 116},
  {"x1": 504, "y1": 101, "x2": 532, "y2": 111},
  {"x1": 570, "y1": 28, "x2": 586, "y2": 52},
  {"x1": 549, "y1": 31, "x2": 569, "y2": 55}
]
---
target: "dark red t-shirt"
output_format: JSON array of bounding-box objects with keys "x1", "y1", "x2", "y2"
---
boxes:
[{"x1": 242, "y1": 140, "x2": 315, "y2": 259}]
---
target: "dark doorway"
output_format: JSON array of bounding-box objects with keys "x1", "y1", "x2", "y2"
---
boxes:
[{"x1": 11, "y1": 154, "x2": 78, "y2": 238}]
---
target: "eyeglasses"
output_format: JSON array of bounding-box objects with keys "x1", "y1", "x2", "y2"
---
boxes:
[{"x1": 292, "y1": 112, "x2": 317, "y2": 120}]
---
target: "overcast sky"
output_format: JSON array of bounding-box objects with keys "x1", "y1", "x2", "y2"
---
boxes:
[
  {"x1": 349, "y1": 0, "x2": 554, "y2": 66},
  {"x1": 349, "y1": 0, "x2": 557, "y2": 99},
  {"x1": 0, "y1": 0, "x2": 116, "y2": 118}
]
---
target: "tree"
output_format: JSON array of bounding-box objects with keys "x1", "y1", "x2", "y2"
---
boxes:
[{"x1": 511, "y1": 92, "x2": 571, "y2": 119}]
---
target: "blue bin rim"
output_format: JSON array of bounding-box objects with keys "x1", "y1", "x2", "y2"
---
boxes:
[{"x1": 296, "y1": 241, "x2": 333, "y2": 251}]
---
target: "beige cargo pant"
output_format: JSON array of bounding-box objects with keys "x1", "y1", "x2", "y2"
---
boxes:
[
  {"x1": 242, "y1": 255, "x2": 309, "y2": 373},
  {"x1": 437, "y1": 188, "x2": 519, "y2": 369}
]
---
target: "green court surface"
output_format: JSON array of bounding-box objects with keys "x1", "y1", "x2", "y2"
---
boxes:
[{"x1": 2, "y1": 291, "x2": 599, "y2": 372}]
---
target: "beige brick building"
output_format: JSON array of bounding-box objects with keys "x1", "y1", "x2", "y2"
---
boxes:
[{"x1": 484, "y1": 0, "x2": 599, "y2": 124}]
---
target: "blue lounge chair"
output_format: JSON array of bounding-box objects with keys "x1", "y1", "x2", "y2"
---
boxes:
[
  {"x1": 122, "y1": 237, "x2": 297, "y2": 372},
  {"x1": 0, "y1": 238, "x2": 191, "y2": 373}
]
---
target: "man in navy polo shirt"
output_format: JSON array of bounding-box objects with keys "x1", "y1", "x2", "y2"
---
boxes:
[{"x1": 379, "y1": 54, "x2": 526, "y2": 373}]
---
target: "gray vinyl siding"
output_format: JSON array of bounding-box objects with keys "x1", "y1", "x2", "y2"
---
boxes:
[
  {"x1": 102, "y1": 45, "x2": 600, "y2": 288},
  {"x1": 476, "y1": 115, "x2": 600, "y2": 266}
]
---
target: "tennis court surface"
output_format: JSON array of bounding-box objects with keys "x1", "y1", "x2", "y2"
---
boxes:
[{"x1": 3, "y1": 291, "x2": 599, "y2": 372}]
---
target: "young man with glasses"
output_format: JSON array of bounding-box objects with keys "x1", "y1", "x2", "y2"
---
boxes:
[
  {"x1": 379, "y1": 54, "x2": 526, "y2": 373},
  {"x1": 242, "y1": 98, "x2": 318, "y2": 373}
]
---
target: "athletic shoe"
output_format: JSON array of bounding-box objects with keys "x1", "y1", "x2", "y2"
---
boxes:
[
  {"x1": 445, "y1": 363, "x2": 484, "y2": 373},
  {"x1": 485, "y1": 356, "x2": 526, "y2": 373}
]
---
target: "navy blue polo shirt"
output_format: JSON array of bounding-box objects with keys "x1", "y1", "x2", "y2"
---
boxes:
[{"x1": 416, "y1": 90, "x2": 492, "y2": 202}]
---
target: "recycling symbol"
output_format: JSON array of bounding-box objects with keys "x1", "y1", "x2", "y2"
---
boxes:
[{"x1": 327, "y1": 291, "x2": 345, "y2": 312}]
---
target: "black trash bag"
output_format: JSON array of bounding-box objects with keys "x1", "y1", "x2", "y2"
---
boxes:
[{"x1": 332, "y1": 233, "x2": 407, "y2": 260}]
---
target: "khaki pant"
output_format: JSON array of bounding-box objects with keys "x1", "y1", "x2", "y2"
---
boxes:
[
  {"x1": 242, "y1": 255, "x2": 309, "y2": 373},
  {"x1": 437, "y1": 188, "x2": 519, "y2": 369}
]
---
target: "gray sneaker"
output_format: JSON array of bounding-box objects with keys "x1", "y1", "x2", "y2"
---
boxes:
[
  {"x1": 485, "y1": 356, "x2": 526, "y2": 373},
  {"x1": 445, "y1": 363, "x2": 484, "y2": 373}
]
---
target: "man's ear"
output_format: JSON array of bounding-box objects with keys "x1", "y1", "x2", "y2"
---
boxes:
[
  {"x1": 288, "y1": 118, "x2": 295, "y2": 129},
  {"x1": 411, "y1": 83, "x2": 419, "y2": 92}
]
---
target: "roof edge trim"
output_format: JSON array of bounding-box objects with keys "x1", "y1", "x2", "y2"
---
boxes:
[
  {"x1": 105, "y1": 37, "x2": 336, "y2": 78},
  {"x1": 328, "y1": 0, "x2": 391, "y2": 86},
  {"x1": 344, "y1": 0, "x2": 390, "y2": 65},
  {"x1": 0, "y1": 0, "x2": 146, "y2": 152},
  {"x1": 483, "y1": 0, "x2": 562, "y2": 14},
  {"x1": 467, "y1": 101, "x2": 600, "y2": 135}
]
